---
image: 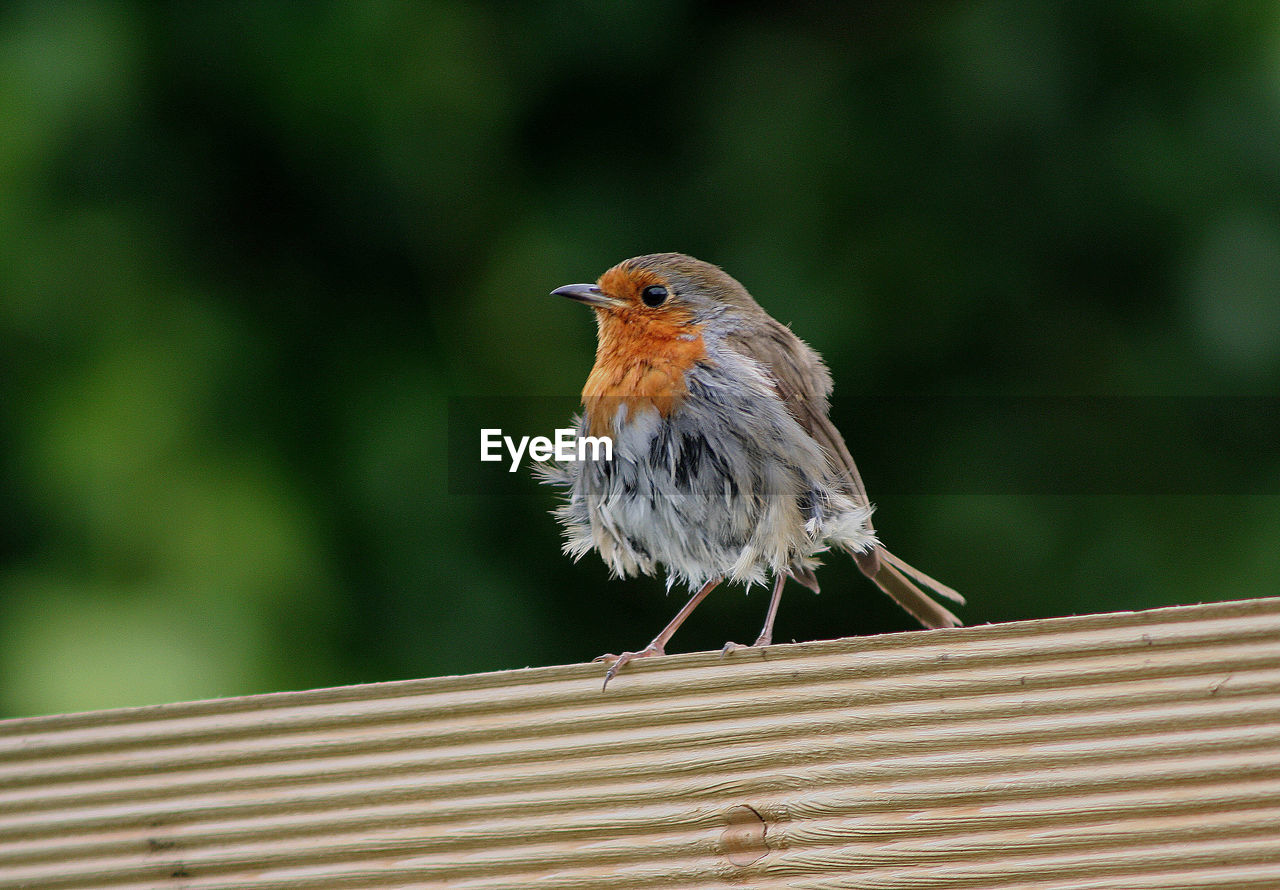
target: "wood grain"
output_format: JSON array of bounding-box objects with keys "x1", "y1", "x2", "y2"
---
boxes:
[{"x1": 1, "y1": 598, "x2": 1278, "y2": 888}]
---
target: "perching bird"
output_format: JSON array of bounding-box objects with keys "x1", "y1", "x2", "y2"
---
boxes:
[{"x1": 543, "y1": 253, "x2": 962, "y2": 686}]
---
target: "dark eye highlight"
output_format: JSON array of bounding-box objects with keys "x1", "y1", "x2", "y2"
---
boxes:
[{"x1": 641, "y1": 284, "x2": 668, "y2": 307}]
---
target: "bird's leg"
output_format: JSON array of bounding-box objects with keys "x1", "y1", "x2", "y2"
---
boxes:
[
  {"x1": 753, "y1": 571, "x2": 787, "y2": 647},
  {"x1": 721, "y1": 572, "x2": 787, "y2": 656},
  {"x1": 595, "y1": 577, "x2": 721, "y2": 689}
]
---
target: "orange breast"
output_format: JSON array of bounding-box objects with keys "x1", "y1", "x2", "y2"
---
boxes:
[{"x1": 582, "y1": 307, "x2": 707, "y2": 437}]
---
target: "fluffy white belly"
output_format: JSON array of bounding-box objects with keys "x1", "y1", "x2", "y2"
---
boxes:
[{"x1": 551, "y1": 385, "x2": 876, "y2": 590}]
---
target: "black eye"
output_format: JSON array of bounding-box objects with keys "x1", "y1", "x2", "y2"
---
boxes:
[{"x1": 641, "y1": 284, "x2": 668, "y2": 307}]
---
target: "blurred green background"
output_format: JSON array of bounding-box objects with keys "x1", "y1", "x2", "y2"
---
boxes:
[{"x1": 2, "y1": 2, "x2": 1279, "y2": 718}]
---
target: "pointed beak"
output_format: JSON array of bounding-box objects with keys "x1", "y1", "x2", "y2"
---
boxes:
[{"x1": 551, "y1": 283, "x2": 622, "y2": 309}]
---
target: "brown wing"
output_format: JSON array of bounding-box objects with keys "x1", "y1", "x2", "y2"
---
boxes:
[
  {"x1": 724, "y1": 317, "x2": 872, "y2": 515},
  {"x1": 725, "y1": 317, "x2": 964, "y2": 627}
]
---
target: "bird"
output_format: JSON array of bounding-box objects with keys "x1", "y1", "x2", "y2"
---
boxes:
[{"x1": 541, "y1": 253, "x2": 962, "y2": 687}]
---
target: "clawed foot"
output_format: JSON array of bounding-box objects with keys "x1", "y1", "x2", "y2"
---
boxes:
[
  {"x1": 594, "y1": 644, "x2": 665, "y2": 689},
  {"x1": 720, "y1": 635, "x2": 772, "y2": 658}
]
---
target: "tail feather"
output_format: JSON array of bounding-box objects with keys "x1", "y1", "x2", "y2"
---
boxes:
[
  {"x1": 851, "y1": 545, "x2": 963, "y2": 629},
  {"x1": 789, "y1": 565, "x2": 821, "y2": 593},
  {"x1": 879, "y1": 549, "x2": 965, "y2": 605}
]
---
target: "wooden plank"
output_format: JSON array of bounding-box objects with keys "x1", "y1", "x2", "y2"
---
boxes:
[{"x1": 1, "y1": 597, "x2": 1278, "y2": 888}]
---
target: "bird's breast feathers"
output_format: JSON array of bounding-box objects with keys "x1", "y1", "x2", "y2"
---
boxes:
[{"x1": 581, "y1": 307, "x2": 707, "y2": 437}]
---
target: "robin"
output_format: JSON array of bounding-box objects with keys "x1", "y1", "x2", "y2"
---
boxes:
[{"x1": 543, "y1": 253, "x2": 962, "y2": 687}]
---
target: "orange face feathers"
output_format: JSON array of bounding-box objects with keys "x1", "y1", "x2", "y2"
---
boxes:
[{"x1": 579, "y1": 261, "x2": 707, "y2": 437}]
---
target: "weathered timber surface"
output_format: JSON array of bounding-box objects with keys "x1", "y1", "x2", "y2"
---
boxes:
[{"x1": 1, "y1": 597, "x2": 1279, "y2": 888}]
